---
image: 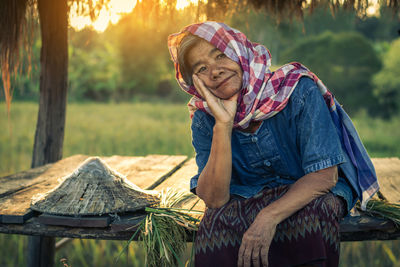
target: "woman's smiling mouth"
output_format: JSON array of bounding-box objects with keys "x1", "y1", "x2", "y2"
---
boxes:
[{"x1": 216, "y1": 75, "x2": 235, "y2": 89}]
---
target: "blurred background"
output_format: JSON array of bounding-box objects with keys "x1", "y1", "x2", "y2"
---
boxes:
[{"x1": 1, "y1": 0, "x2": 399, "y2": 266}]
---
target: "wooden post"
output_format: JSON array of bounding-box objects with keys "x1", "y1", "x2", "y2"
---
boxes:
[
  {"x1": 27, "y1": 236, "x2": 56, "y2": 267},
  {"x1": 27, "y1": 0, "x2": 68, "y2": 266}
]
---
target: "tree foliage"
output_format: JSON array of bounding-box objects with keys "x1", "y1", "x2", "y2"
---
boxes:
[
  {"x1": 372, "y1": 38, "x2": 400, "y2": 118},
  {"x1": 280, "y1": 31, "x2": 382, "y2": 114},
  {"x1": 68, "y1": 28, "x2": 121, "y2": 101},
  {"x1": 105, "y1": 3, "x2": 200, "y2": 101},
  {"x1": 355, "y1": 7, "x2": 400, "y2": 42}
]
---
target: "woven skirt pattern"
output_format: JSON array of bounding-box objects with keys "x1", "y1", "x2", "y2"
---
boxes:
[{"x1": 195, "y1": 186, "x2": 344, "y2": 267}]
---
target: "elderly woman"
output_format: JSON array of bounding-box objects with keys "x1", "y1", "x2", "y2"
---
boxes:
[{"x1": 168, "y1": 22, "x2": 378, "y2": 267}]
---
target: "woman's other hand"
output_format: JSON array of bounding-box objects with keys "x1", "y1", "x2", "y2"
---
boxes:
[
  {"x1": 238, "y1": 211, "x2": 278, "y2": 267},
  {"x1": 193, "y1": 74, "x2": 238, "y2": 128}
]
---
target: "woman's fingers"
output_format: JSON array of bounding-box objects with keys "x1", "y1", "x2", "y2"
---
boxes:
[
  {"x1": 192, "y1": 75, "x2": 213, "y2": 101},
  {"x1": 192, "y1": 74, "x2": 237, "y2": 125},
  {"x1": 243, "y1": 246, "x2": 252, "y2": 267},
  {"x1": 238, "y1": 213, "x2": 276, "y2": 267},
  {"x1": 238, "y1": 243, "x2": 245, "y2": 267},
  {"x1": 252, "y1": 246, "x2": 261, "y2": 267},
  {"x1": 261, "y1": 245, "x2": 269, "y2": 267},
  {"x1": 238, "y1": 242, "x2": 262, "y2": 267}
]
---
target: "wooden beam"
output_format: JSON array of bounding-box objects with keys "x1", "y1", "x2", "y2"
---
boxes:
[
  {"x1": 38, "y1": 214, "x2": 111, "y2": 228},
  {"x1": 2, "y1": 213, "x2": 399, "y2": 242}
]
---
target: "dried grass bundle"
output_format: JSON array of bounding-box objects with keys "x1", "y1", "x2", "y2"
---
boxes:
[
  {"x1": 358, "y1": 199, "x2": 400, "y2": 227},
  {"x1": 118, "y1": 188, "x2": 203, "y2": 267}
]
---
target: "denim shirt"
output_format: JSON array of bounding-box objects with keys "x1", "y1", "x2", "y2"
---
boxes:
[{"x1": 190, "y1": 77, "x2": 356, "y2": 213}]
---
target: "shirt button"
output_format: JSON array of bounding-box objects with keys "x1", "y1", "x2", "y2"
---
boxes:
[
  {"x1": 264, "y1": 160, "x2": 271, "y2": 167},
  {"x1": 251, "y1": 137, "x2": 258, "y2": 142}
]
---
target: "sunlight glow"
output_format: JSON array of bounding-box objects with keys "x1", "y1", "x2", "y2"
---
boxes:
[
  {"x1": 70, "y1": 0, "x2": 201, "y2": 32},
  {"x1": 69, "y1": 0, "x2": 137, "y2": 32},
  {"x1": 176, "y1": 0, "x2": 200, "y2": 10},
  {"x1": 366, "y1": 0, "x2": 379, "y2": 16}
]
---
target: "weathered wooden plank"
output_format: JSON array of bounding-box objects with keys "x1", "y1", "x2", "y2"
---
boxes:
[
  {"x1": 0, "y1": 155, "x2": 90, "y2": 223},
  {"x1": 0, "y1": 154, "x2": 187, "y2": 223},
  {"x1": 1, "y1": 209, "x2": 35, "y2": 224},
  {"x1": 340, "y1": 214, "x2": 396, "y2": 233},
  {"x1": 0, "y1": 164, "x2": 53, "y2": 197},
  {"x1": 154, "y1": 158, "x2": 196, "y2": 191},
  {"x1": 110, "y1": 213, "x2": 147, "y2": 232},
  {"x1": 154, "y1": 158, "x2": 205, "y2": 212},
  {"x1": 0, "y1": 214, "x2": 399, "y2": 242},
  {"x1": 371, "y1": 158, "x2": 400, "y2": 204},
  {"x1": 0, "y1": 218, "x2": 138, "y2": 240},
  {"x1": 111, "y1": 154, "x2": 188, "y2": 189},
  {"x1": 38, "y1": 214, "x2": 111, "y2": 228},
  {"x1": 340, "y1": 223, "x2": 400, "y2": 241},
  {"x1": 1, "y1": 156, "x2": 399, "y2": 241}
]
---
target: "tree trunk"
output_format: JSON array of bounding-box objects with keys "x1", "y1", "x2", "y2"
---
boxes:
[
  {"x1": 31, "y1": 0, "x2": 68, "y2": 168},
  {"x1": 28, "y1": 0, "x2": 68, "y2": 266}
]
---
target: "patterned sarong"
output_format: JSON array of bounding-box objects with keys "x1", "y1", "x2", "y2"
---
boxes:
[{"x1": 195, "y1": 186, "x2": 345, "y2": 267}]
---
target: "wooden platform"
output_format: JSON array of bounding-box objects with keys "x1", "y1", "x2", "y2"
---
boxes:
[{"x1": 0, "y1": 155, "x2": 399, "y2": 242}]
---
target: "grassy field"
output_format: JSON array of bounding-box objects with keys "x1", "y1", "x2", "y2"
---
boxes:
[{"x1": 1, "y1": 101, "x2": 399, "y2": 266}]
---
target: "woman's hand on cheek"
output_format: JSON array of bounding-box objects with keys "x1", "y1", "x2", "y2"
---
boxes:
[
  {"x1": 193, "y1": 74, "x2": 238, "y2": 128},
  {"x1": 237, "y1": 211, "x2": 278, "y2": 267}
]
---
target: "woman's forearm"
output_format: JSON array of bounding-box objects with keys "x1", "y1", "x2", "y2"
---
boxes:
[
  {"x1": 196, "y1": 122, "x2": 233, "y2": 208},
  {"x1": 257, "y1": 166, "x2": 338, "y2": 224}
]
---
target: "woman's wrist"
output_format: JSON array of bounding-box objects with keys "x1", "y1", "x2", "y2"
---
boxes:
[
  {"x1": 257, "y1": 206, "x2": 283, "y2": 225},
  {"x1": 214, "y1": 121, "x2": 234, "y2": 133}
]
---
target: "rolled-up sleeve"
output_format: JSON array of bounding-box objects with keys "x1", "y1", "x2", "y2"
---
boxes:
[
  {"x1": 295, "y1": 79, "x2": 346, "y2": 174},
  {"x1": 190, "y1": 111, "x2": 213, "y2": 194}
]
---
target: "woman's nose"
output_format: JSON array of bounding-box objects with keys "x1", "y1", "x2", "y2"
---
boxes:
[{"x1": 210, "y1": 67, "x2": 224, "y2": 80}]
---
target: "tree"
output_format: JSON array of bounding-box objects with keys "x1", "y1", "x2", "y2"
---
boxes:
[
  {"x1": 280, "y1": 31, "x2": 381, "y2": 114},
  {"x1": 372, "y1": 38, "x2": 400, "y2": 118},
  {"x1": 355, "y1": 6, "x2": 400, "y2": 42},
  {"x1": 68, "y1": 28, "x2": 120, "y2": 101}
]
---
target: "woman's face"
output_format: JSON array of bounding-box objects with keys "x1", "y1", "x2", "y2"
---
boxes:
[{"x1": 186, "y1": 39, "x2": 243, "y2": 100}]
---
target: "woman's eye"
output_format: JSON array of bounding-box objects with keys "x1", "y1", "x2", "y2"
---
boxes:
[
  {"x1": 197, "y1": 66, "x2": 207, "y2": 73},
  {"x1": 217, "y1": 53, "x2": 226, "y2": 59}
]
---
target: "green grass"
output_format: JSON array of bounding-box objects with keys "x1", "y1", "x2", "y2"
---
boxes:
[
  {"x1": 0, "y1": 101, "x2": 399, "y2": 266},
  {"x1": 0, "y1": 101, "x2": 195, "y2": 176},
  {"x1": 352, "y1": 110, "x2": 400, "y2": 158}
]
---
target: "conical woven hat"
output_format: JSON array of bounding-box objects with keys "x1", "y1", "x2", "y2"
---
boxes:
[{"x1": 31, "y1": 157, "x2": 159, "y2": 216}]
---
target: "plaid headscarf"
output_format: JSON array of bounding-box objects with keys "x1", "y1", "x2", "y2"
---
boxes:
[
  {"x1": 168, "y1": 21, "x2": 379, "y2": 210},
  {"x1": 168, "y1": 21, "x2": 331, "y2": 129}
]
